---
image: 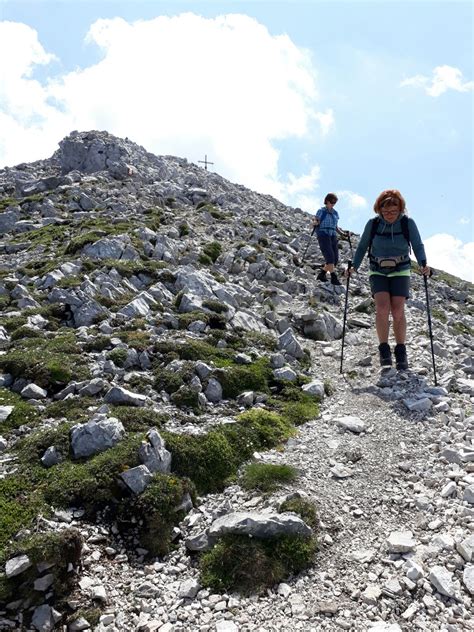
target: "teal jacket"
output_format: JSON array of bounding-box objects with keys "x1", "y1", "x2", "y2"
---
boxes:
[{"x1": 353, "y1": 215, "x2": 427, "y2": 271}]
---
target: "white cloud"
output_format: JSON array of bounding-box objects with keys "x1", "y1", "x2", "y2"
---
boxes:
[
  {"x1": 336, "y1": 190, "x2": 368, "y2": 209},
  {"x1": 0, "y1": 14, "x2": 331, "y2": 201},
  {"x1": 334, "y1": 190, "x2": 368, "y2": 232},
  {"x1": 311, "y1": 108, "x2": 335, "y2": 136},
  {"x1": 424, "y1": 233, "x2": 474, "y2": 283},
  {"x1": 400, "y1": 65, "x2": 474, "y2": 97},
  {"x1": 458, "y1": 216, "x2": 471, "y2": 225}
]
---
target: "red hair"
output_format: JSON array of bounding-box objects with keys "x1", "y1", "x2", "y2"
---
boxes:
[{"x1": 373, "y1": 189, "x2": 406, "y2": 215}]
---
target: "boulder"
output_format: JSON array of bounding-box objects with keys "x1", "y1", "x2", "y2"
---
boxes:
[
  {"x1": 71, "y1": 417, "x2": 125, "y2": 458},
  {"x1": 209, "y1": 511, "x2": 312, "y2": 539}
]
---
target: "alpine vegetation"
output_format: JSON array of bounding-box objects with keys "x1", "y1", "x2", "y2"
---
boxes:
[{"x1": 0, "y1": 130, "x2": 472, "y2": 631}]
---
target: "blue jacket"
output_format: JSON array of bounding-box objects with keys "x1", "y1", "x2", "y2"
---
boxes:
[
  {"x1": 315, "y1": 206, "x2": 339, "y2": 235},
  {"x1": 353, "y1": 215, "x2": 427, "y2": 271}
]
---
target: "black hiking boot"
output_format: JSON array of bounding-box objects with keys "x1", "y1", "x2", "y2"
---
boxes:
[
  {"x1": 378, "y1": 342, "x2": 392, "y2": 368},
  {"x1": 317, "y1": 270, "x2": 328, "y2": 282},
  {"x1": 330, "y1": 272, "x2": 342, "y2": 286},
  {"x1": 394, "y1": 343, "x2": 408, "y2": 370}
]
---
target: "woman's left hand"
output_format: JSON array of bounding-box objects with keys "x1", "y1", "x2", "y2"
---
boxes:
[{"x1": 420, "y1": 265, "x2": 431, "y2": 276}]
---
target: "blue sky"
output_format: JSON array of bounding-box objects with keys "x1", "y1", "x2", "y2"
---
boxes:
[{"x1": 0, "y1": 1, "x2": 473, "y2": 280}]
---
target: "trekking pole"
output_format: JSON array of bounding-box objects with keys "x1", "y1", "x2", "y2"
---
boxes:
[
  {"x1": 300, "y1": 226, "x2": 317, "y2": 265},
  {"x1": 340, "y1": 259, "x2": 352, "y2": 373},
  {"x1": 423, "y1": 272, "x2": 438, "y2": 386}
]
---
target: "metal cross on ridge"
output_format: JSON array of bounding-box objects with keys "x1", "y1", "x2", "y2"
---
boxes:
[{"x1": 198, "y1": 155, "x2": 214, "y2": 170}]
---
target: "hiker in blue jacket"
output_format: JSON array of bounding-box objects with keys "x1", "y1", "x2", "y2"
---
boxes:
[
  {"x1": 348, "y1": 190, "x2": 430, "y2": 370},
  {"x1": 313, "y1": 193, "x2": 346, "y2": 286}
]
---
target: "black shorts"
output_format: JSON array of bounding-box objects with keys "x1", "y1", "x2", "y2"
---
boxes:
[
  {"x1": 316, "y1": 232, "x2": 339, "y2": 265},
  {"x1": 370, "y1": 274, "x2": 410, "y2": 298}
]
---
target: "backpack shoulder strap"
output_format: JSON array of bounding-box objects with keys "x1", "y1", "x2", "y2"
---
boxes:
[
  {"x1": 316, "y1": 208, "x2": 327, "y2": 230},
  {"x1": 401, "y1": 215, "x2": 411, "y2": 251},
  {"x1": 368, "y1": 217, "x2": 379, "y2": 256}
]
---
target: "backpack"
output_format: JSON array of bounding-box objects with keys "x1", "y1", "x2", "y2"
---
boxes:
[
  {"x1": 368, "y1": 215, "x2": 411, "y2": 259},
  {"x1": 315, "y1": 208, "x2": 328, "y2": 233}
]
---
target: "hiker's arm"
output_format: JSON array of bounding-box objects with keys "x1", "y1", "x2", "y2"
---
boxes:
[
  {"x1": 351, "y1": 220, "x2": 372, "y2": 270},
  {"x1": 313, "y1": 209, "x2": 322, "y2": 225},
  {"x1": 408, "y1": 218, "x2": 427, "y2": 267}
]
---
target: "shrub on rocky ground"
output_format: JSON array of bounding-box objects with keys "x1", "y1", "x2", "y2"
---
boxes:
[
  {"x1": 202, "y1": 299, "x2": 229, "y2": 313},
  {"x1": 42, "y1": 433, "x2": 144, "y2": 511},
  {"x1": 0, "y1": 473, "x2": 48, "y2": 559},
  {"x1": 170, "y1": 386, "x2": 201, "y2": 413},
  {"x1": 122, "y1": 474, "x2": 196, "y2": 556},
  {"x1": 0, "y1": 335, "x2": 90, "y2": 390},
  {"x1": 0, "y1": 388, "x2": 39, "y2": 434},
  {"x1": 215, "y1": 358, "x2": 272, "y2": 399},
  {"x1": 154, "y1": 339, "x2": 234, "y2": 365},
  {"x1": 45, "y1": 397, "x2": 98, "y2": 422},
  {"x1": 203, "y1": 241, "x2": 222, "y2": 262},
  {"x1": 82, "y1": 335, "x2": 112, "y2": 352},
  {"x1": 0, "y1": 528, "x2": 83, "y2": 606},
  {"x1": 240, "y1": 462, "x2": 297, "y2": 492},
  {"x1": 117, "y1": 329, "x2": 152, "y2": 351},
  {"x1": 16, "y1": 422, "x2": 72, "y2": 462},
  {"x1": 0, "y1": 314, "x2": 28, "y2": 332},
  {"x1": 64, "y1": 230, "x2": 108, "y2": 255},
  {"x1": 153, "y1": 363, "x2": 195, "y2": 394},
  {"x1": 164, "y1": 430, "x2": 235, "y2": 494},
  {"x1": 107, "y1": 348, "x2": 128, "y2": 367},
  {"x1": 200, "y1": 533, "x2": 316, "y2": 594},
  {"x1": 235, "y1": 408, "x2": 294, "y2": 449},
  {"x1": 279, "y1": 497, "x2": 318, "y2": 530},
  {"x1": 111, "y1": 406, "x2": 168, "y2": 431},
  {"x1": 198, "y1": 253, "x2": 213, "y2": 266}
]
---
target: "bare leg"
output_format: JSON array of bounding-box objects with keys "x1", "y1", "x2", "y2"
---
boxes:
[
  {"x1": 374, "y1": 292, "x2": 391, "y2": 342},
  {"x1": 324, "y1": 263, "x2": 335, "y2": 273},
  {"x1": 390, "y1": 296, "x2": 407, "y2": 344}
]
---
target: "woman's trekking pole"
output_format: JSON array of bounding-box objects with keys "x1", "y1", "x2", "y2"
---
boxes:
[
  {"x1": 340, "y1": 260, "x2": 352, "y2": 373},
  {"x1": 423, "y1": 272, "x2": 438, "y2": 386},
  {"x1": 300, "y1": 226, "x2": 317, "y2": 265}
]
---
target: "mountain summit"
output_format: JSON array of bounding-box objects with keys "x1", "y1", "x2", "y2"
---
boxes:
[{"x1": 0, "y1": 131, "x2": 473, "y2": 631}]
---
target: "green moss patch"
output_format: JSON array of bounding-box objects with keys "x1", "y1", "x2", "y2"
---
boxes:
[
  {"x1": 154, "y1": 339, "x2": 235, "y2": 366},
  {"x1": 164, "y1": 408, "x2": 294, "y2": 494},
  {"x1": 41, "y1": 433, "x2": 144, "y2": 510},
  {"x1": 215, "y1": 358, "x2": 272, "y2": 399},
  {"x1": 112, "y1": 406, "x2": 168, "y2": 432},
  {"x1": 279, "y1": 497, "x2": 318, "y2": 530},
  {"x1": 0, "y1": 528, "x2": 83, "y2": 605},
  {"x1": 240, "y1": 462, "x2": 297, "y2": 492},
  {"x1": 83, "y1": 335, "x2": 113, "y2": 352},
  {"x1": 121, "y1": 474, "x2": 195, "y2": 556},
  {"x1": 15, "y1": 422, "x2": 72, "y2": 463},
  {"x1": 107, "y1": 348, "x2": 128, "y2": 367},
  {"x1": 202, "y1": 241, "x2": 222, "y2": 262},
  {"x1": 200, "y1": 533, "x2": 316, "y2": 594},
  {"x1": 45, "y1": 396, "x2": 98, "y2": 422},
  {"x1": 164, "y1": 430, "x2": 235, "y2": 494},
  {"x1": 0, "y1": 333, "x2": 90, "y2": 390},
  {"x1": 170, "y1": 387, "x2": 200, "y2": 412},
  {"x1": 117, "y1": 329, "x2": 151, "y2": 351},
  {"x1": 0, "y1": 389, "x2": 39, "y2": 433},
  {"x1": 0, "y1": 474, "x2": 48, "y2": 558}
]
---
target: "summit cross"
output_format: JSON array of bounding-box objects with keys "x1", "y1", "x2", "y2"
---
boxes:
[{"x1": 198, "y1": 155, "x2": 214, "y2": 170}]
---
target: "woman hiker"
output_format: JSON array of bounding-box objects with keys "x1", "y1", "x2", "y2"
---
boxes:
[
  {"x1": 313, "y1": 193, "x2": 347, "y2": 285},
  {"x1": 347, "y1": 189, "x2": 430, "y2": 370}
]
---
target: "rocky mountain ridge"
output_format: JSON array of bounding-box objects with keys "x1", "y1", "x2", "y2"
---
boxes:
[{"x1": 0, "y1": 130, "x2": 473, "y2": 632}]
